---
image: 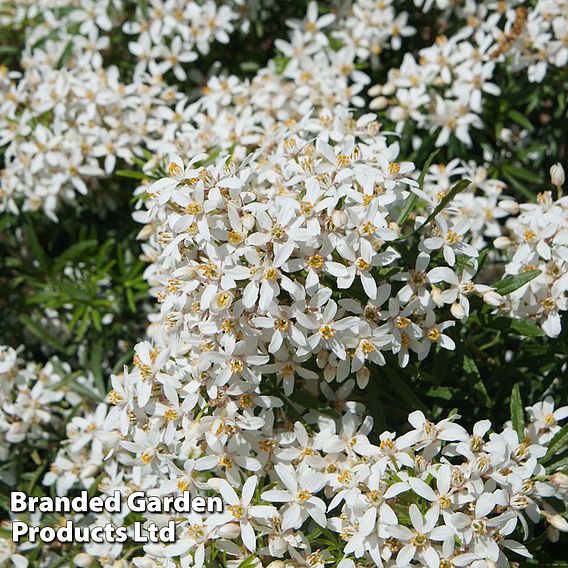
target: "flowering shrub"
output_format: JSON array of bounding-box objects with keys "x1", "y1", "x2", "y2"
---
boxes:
[{"x1": 0, "y1": 1, "x2": 567, "y2": 568}]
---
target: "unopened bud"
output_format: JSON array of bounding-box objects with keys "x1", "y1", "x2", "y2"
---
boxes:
[
  {"x1": 499, "y1": 199, "x2": 519, "y2": 214},
  {"x1": 550, "y1": 472, "x2": 568, "y2": 491},
  {"x1": 550, "y1": 163, "x2": 565, "y2": 187},
  {"x1": 370, "y1": 96, "x2": 389, "y2": 110},
  {"x1": 483, "y1": 290, "x2": 504, "y2": 307},
  {"x1": 493, "y1": 236, "x2": 512, "y2": 250},
  {"x1": 217, "y1": 522, "x2": 241, "y2": 539},
  {"x1": 543, "y1": 510, "x2": 568, "y2": 532},
  {"x1": 368, "y1": 84, "x2": 382, "y2": 97},
  {"x1": 331, "y1": 209, "x2": 347, "y2": 228}
]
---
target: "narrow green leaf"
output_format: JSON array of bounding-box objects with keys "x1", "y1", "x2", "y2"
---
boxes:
[
  {"x1": 464, "y1": 356, "x2": 491, "y2": 407},
  {"x1": 503, "y1": 163, "x2": 542, "y2": 184},
  {"x1": 427, "y1": 386, "x2": 453, "y2": 400},
  {"x1": 384, "y1": 367, "x2": 428, "y2": 414},
  {"x1": 397, "y1": 179, "x2": 470, "y2": 240},
  {"x1": 507, "y1": 110, "x2": 534, "y2": 132},
  {"x1": 53, "y1": 372, "x2": 104, "y2": 403},
  {"x1": 494, "y1": 270, "x2": 541, "y2": 295},
  {"x1": 91, "y1": 308, "x2": 102, "y2": 332},
  {"x1": 126, "y1": 287, "x2": 136, "y2": 312},
  {"x1": 116, "y1": 169, "x2": 147, "y2": 180},
  {"x1": 58, "y1": 280, "x2": 91, "y2": 302},
  {"x1": 19, "y1": 314, "x2": 68, "y2": 353},
  {"x1": 501, "y1": 171, "x2": 536, "y2": 202},
  {"x1": 137, "y1": 0, "x2": 149, "y2": 18},
  {"x1": 55, "y1": 40, "x2": 73, "y2": 69},
  {"x1": 508, "y1": 319, "x2": 545, "y2": 337},
  {"x1": 54, "y1": 240, "x2": 98, "y2": 271},
  {"x1": 420, "y1": 179, "x2": 470, "y2": 228},
  {"x1": 510, "y1": 384, "x2": 525, "y2": 441},
  {"x1": 23, "y1": 221, "x2": 51, "y2": 273},
  {"x1": 545, "y1": 455, "x2": 568, "y2": 473},
  {"x1": 541, "y1": 424, "x2": 568, "y2": 464},
  {"x1": 397, "y1": 149, "x2": 439, "y2": 226},
  {"x1": 455, "y1": 255, "x2": 475, "y2": 270},
  {"x1": 238, "y1": 556, "x2": 259, "y2": 568}
]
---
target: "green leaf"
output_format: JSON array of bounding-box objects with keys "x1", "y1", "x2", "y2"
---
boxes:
[
  {"x1": 54, "y1": 240, "x2": 98, "y2": 271},
  {"x1": 384, "y1": 367, "x2": 428, "y2": 414},
  {"x1": 510, "y1": 383, "x2": 524, "y2": 441},
  {"x1": 137, "y1": 0, "x2": 149, "y2": 18},
  {"x1": 237, "y1": 555, "x2": 259, "y2": 568},
  {"x1": 116, "y1": 169, "x2": 147, "y2": 180},
  {"x1": 502, "y1": 164, "x2": 541, "y2": 184},
  {"x1": 90, "y1": 308, "x2": 103, "y2": 332},
  {"x1": 545, "y1": 455, "x2": 568, "y2": 473},
  {"x1": 541, "y1": 423, "x2": 568, "y2": 464},
  {"x1": 58, "y1": 280, "x2": 92, "y2": 302},
  {"x1": 501, "y1": 171, "x2": 536, "y2": 202},
  {"x1": 507, "y1": 110, "x2": 534, "y2": 132},
  {"x1": 494, "y1": 270, "x2": 541, "y2": 295},
  {"x1": 455, "y1": 255, "x2": 475, "y2": 270},
  {"x1": 464, "y1": 356, "x2": 491, "y2": 407},
  {"x1": 55, "y1": 40, "x2": 73, "y2": 69},
  {"x1": 427, "y1": 386, "x2": 453, "y2": 400},
  {"x1": 19, "y1": 314, "x2": 68, "y2": 353},
  {"x1": 508, "y1": 319, "x2": 545, "y2": 337},
  {"x1": 420, "y1": 179, "x2": 470, "y2": 228},
  {"x1": 398, "y1": 179, "x2": 470, "y2": 240},
  {"x1": 397, "y1": 148, "x2": 439, "y2": 226},
  {"x1": 23, "y1": 220, "x2": 51, "y2": 273},
  {"x1": 53, "y1": 371, "x2": 104, "y2": 403}
]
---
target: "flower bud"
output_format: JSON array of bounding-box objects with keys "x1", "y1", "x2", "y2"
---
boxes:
[
  {"x1": 331, "y1": 209, "x2": 347, "y2": 228},
  {"x1": 550, "y1": 163, "x2": 565, "y2": 187},
  {"x1": 550, "y1": 472, "x2": 568, "y2": 491},
  {"x1": 368, "y1": 84, "x2": 382, "y2": 97},
  {"x1": 493, "y1": 236, "x2": 512, "y2": 249},
  {"x1": 544, "y1": 511, "x2": 568, "y2": 532},
  {"x1": 499, "y1": 199, "x2": 519, "y2": 214},
  {"x1": 451, "y1": 301, "x2": 466, "y2": 320},
  {"x1": 483, "y1": 290, "x2": 504, "y2": 307},
  {"x1": 217, "y1": 522, "x2": 241, "y2": 539},
  {"x1": 369, "y1": 96, "x2": 389, "y2": 110}
]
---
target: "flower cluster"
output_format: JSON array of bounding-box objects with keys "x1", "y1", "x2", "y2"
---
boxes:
[
  {"x1": 333, "y1": 0, "x2": 415, "y2": 61},
  {"x1": 124, "y1": 0, "x2": 238, "y2": 79},
  {"x1": 0, "y1": 0, "x2": 249, "y2": 218},
  {"x1": 494, "y1": 167, "x2": 568, "y2": 338},
  {"x1": 0, "y1": 345, "x2": 128, "y2": 567},
  {"x1": 0, "y1": 62, "x2": 184, "y2": 219},
  {"x1": 369, "y1": 0, "x2": 568, "y2": 147},
  {"x1": 0, "y1": 345, "x2": 105, "y2": 488},
  {"x1": 94, "y1": 369, "x2": 568, "y2": 568},
  {"x1": 1, "y1": 2, "x2": 567, "y2": 568}
]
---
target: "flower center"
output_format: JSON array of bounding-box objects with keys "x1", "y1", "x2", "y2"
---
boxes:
[{"x1": 319, "y1": 324, "x2": 335, "y2": 340}]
